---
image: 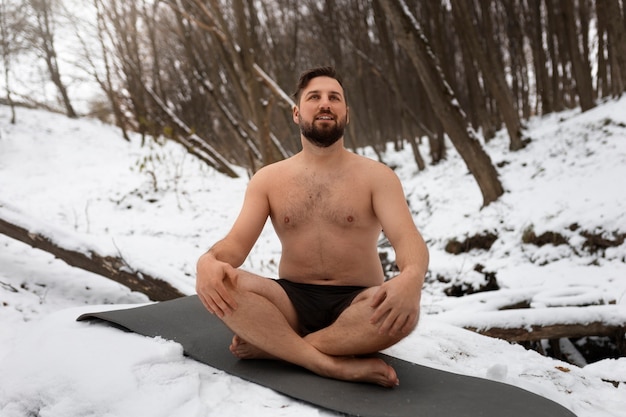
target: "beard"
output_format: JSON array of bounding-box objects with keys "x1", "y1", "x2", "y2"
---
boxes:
[{"x1": 299, "y1": 112, "x2": 347, "y2": 148}]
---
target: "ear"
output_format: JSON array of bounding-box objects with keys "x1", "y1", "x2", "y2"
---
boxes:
[
  {"x1": 292, "y1": 105, "x2": 299, "y2": 124},
  {"x1": 346, "y1": 106, "x2": 350, "y2": 125}
]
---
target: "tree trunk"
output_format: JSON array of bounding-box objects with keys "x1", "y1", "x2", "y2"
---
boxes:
[
  {"x1": 372, "y1": 0, "x2": 426, "y2": 171},
  {"x1": 30, "y1": 0, "x2": 77, "y2": 118},
  {"x1": 93, "y1": 0, "x2": 130, "y2": 141},
  {"x1": 604, "y1": 0, "x2": 626, "y2": 94},
  {"x1": 428, "y1": 126, "x2": 446, "y2": 165},
  {"x1": 545, "y1": 0, "x2": 566, "y2": 111},
  {"x1": 456, "y1": 14, "x2": 496, "y2": 141},
  {"x1": 1, "y1": 45, "x2": 16, "y2": 124},
  {"x1": 526, "y1": 0, "x2": 553, "y2": 114},
  {"x1": 451, "y1": 0, "x2": 525, "y2": 151},
  {"x1": 596, "y1": 0, "x2": 612, "y2": 98},
  {"x1": 560, "y1": 0, "x2": 595, "y2": 111},
  {"x1": 143, "y1": 84, "x2": 240, "y2": 178},
  {"x1": 379, "y1": 0, "x2": 504, "y2": 207},
  {"x1": 0, "y1": 0, "x2": 18, "y2": 124},
  {"x1": 0, "y1": 211, "x2": 185, "y2": 301},
  {"x1": 503, "y1": 0, "x2": 531, "y2": 119}
]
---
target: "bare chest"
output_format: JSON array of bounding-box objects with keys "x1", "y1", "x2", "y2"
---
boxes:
[{"x1": 270, "y1": 174, "x2": 374, "y2": 230}]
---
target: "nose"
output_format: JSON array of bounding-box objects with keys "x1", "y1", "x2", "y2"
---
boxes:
[{"x1": 318, "y1": 95, "x2": 331, "y2": 110}]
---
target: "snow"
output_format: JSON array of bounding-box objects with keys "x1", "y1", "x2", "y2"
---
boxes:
[{"x1": 1, "y1": 97, "x2": 625, "y2": 416}]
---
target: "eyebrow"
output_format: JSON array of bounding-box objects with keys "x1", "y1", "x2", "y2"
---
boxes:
[{"x1": 305, "y1": 90, "x2": 344, "y2": 98}]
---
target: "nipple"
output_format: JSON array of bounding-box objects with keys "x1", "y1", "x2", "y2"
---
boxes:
[
  {"x1": 347, "y1": 215, "x2": 354, "y2": 223},
  {"x1": 284, "y1": 216, "x2": 290, "y2": 224}
]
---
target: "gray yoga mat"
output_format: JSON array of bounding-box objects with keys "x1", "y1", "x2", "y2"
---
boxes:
[{"x1": 77, "y1": 295, "x2": 577, "y2": 417}]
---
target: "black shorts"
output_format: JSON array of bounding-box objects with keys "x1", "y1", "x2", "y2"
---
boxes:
[{"x1": 275, "y1": 279, "x2": 367, "y2": 335}]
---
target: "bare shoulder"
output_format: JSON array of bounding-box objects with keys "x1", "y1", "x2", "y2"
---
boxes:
[
  {"x1": 249, "y1": 157, "x2": 295, "y2": 187},
  {"x1": 349, "y1": 152, "x2": 399, "y2": 183}
]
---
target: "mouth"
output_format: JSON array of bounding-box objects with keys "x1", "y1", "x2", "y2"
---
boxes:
[{"x1": 315, "y1": 114, "x2": 335, "y2": 121}]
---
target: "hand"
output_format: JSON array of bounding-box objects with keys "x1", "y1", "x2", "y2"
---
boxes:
[
  {"x1": 369, "y1": 273, "x2": 421, "y2": 336},
  {"x1": 196, "y1": 253, "x2": 239, "y2": 317}
]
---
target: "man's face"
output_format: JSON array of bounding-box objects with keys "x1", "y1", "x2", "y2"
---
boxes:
[{"x1": 293, "y1": 76, "x2": 349, "y2": 148}]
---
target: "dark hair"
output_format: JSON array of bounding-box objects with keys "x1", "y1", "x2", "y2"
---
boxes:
[{"x1": 292, "y1": 66, "x2": 346, "y2": 105}]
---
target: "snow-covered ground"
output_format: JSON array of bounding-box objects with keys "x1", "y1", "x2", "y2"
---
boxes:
[{"x1": 0, "y1": 97, "x2": 625, "y2": 416}]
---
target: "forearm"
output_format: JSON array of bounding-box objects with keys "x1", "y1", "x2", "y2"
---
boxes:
[
  {"x1": 203, "y1": 238, "x2": 247, "y2": 268},
  {"x1": 393, "y1": 231, "x2": 429, "y2": 285}
]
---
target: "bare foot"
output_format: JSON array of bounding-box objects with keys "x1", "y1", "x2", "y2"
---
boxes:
[
  {"x1": 230, "y1": 336, "x2": 398, "y2": 387},
  {"x1": 323, "y1": 356, "x2": 399, "y2": 388},
  {"x1": 229, "y1": 335, "x2": 277, "y2": 360}
]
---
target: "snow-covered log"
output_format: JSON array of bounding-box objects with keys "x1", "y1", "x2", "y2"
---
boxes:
[
  {"x1": 438, "y1": 305, "x2": 626, "y2": 345},
  {"x1": 0, "y1": 204, "x2": 185, "y2": 301}
]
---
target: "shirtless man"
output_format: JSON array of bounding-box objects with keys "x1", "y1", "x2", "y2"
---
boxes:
[{"x1": 196, "y1": 66, "x2": 429, "y2": 387}]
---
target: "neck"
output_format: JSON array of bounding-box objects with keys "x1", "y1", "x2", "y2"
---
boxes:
[{"x1": 300, "y1": 136, "x2": 345, "y2": 159}]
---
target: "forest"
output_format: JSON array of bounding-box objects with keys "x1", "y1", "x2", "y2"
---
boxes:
[{"x1": 2, "y1": 0, "x2": 626, "y2": 206}]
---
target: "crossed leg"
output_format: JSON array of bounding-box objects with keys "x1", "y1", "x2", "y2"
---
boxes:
[{"x1": 220, "y1": 270, "x2": 412, "y2": 387}]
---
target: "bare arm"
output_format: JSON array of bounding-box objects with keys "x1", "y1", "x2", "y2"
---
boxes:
[
  {"x1": 196, "y1": 171, "x2": 271, "y2": 316},
  {"x1": 369, "y1": 164, "x2": 429, "y2": 335}
]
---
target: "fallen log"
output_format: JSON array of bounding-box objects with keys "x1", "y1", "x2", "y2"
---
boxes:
[
  {"x1": 466, "y1": 321, "x2": 625, "y2": 342},
  {"x1": 437, "y1": 305, "x2": 626, "y2": 344},
  {"x1": 0, "y1": 204, "x2": 185, "y2": 301}
]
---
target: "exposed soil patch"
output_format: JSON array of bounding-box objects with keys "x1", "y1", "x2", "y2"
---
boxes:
[
  {"x1": 445, "y1": 232, "x2": 498, "y2": 254},
  {"x1": 522, "y1": 225, "x2": 625, "y2": 254},
  {"x1": 440, "y1": 263, "x2": 500, "y2": 297},
  {"x1": 522, "y1": 228, "x2": 568, "y2": 246},
  {"x1": 581, "y1": 230, "x2": 626, "y2": 253}
]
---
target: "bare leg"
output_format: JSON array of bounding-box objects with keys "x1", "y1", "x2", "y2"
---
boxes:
[
  {"x1": 305, "y1": 287, "x2": 416, "y2": 357},
  {"x1": 220, "y1": 272, "x2": 399, "y2": 387},
  {"x1": 227, "y1": 271, "x2": 297, "y2": 360}
]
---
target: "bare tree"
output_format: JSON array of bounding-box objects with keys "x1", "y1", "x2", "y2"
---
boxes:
[
  {"x1": 525, "y1": 0, "x2": 553, "y2": 114},
  {"x1": 87, "y1": 0, "x2": 131, "y2": 140},
  {"x1": 378, "y1": 0, "x2": 504, "y2": 206},
  {"x1": 0, "y1": 0, "x2": 28, "y2": 123},
  {"x1": 450, "y1": 1, "x2": 526, "y2": 151},
  {"x1": 502, "y1": 0, "x2": 532, "y2": 119},
  {"x1": 12, "y1": 0, "x2": 617, "y2": 202},
  {"x1": 596, "y1": 0, "x2": 626, "y2": 96},
  {"x1": 26, "y1": 0, "x2": 77, "y2": 118},
  {"x1": 560, "y1": 0, "x2": 595, "y2": 111}
]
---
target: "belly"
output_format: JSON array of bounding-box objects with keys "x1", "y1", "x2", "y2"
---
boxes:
[{"x1": 276, "y1": 227, "x2": 385, "y2": 287}]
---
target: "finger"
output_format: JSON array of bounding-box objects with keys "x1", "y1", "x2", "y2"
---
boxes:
[
  {"x1": 378, "y1": 311, "x2": 399, "y2": 335},
  {"x1": 196, "y1": 278, "x2": 219, "y2": 315},
  {"x1": 212, "y1": 284, "x2": 237, "y2": 317},
  {"x1": 389, "y1": 314, "x2": 410, "y2": 336},
  {"x1": 199, "y1": 290, "x2": 224, "y2": 317},
  {"x1": 369, "y1": 299, "x2": 389, "y2": 325},
  {"x1": 371, "y1": 305, "x2": 394, "y2": 334},
  {"x1": 391, "y1": 311, "x2": 419, "y2": 336},
  {"x1": 197, "y1": 277, "x2": 232, "y2": 318},
  {"x1": 197, "y1": 292, "x2": 215, "y2": 314},
  {"x1": 401, "y1": 312, "x2": 419, "y2": 334},
  {"x1": 370, "y1": 286, "x2": 387, "y2": 309}
]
